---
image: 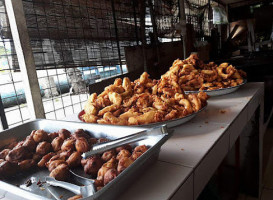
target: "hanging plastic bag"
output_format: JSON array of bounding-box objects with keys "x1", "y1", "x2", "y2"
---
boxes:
[{"x1": 212, "y1": 6, "x2": 228, "y2": 24}]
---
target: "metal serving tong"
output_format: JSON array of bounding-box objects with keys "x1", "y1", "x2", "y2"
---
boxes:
[
  {"x1": 82, "y1": 124, "x2": 168, "y2": 159},
  {"x1": 46, "y1": 170, "x2": 96, "y2": 198}
]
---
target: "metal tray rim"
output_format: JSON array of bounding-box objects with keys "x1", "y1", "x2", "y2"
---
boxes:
[
  {"x1": 0, "y1": 181, "x2": 51, "y2": 200},
  {"x1": 184, "y1": 79, "x2": 247, "y2": 94},
  {"x1": 78, "y1": 105, "x2": 207, "y2": 128}
]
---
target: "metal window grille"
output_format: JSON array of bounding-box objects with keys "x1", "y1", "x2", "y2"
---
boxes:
[
  {"x1": 20, "y1": 0, "x2": 140, "y2": 120},
  {"x1": 185, "y1": 0, "x2": 211, "y2": 38},
  {"x1": 0, "y1": 0, "x2": 31, "y2": 129},
  {"x1": 154, "y1": 0, "x2": 180, "y2": 40},
  {"x1": 146, "y1": 0, "x2": 211, "y2": 43},
  {"x1": 0, "y1": 0, "x2": 213, "y2": 127}
]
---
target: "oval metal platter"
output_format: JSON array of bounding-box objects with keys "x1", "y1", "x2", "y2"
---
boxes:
[
  {"x1": 78, "y1": 105, "x2": 207, "y2": 128},
  {"x1": 184, "y1": 79, "x2": 247, "y2": 97}
]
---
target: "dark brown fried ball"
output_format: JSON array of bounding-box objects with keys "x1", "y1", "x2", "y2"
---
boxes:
[
  {"x1": 72, "y1": 129, "x2": 90, "y2": 140},
  {"x1": 0, "y1": 149, "x2": 10, "y2": 159},
  {"x1": 134, "y1": 145, "x2": 148, "y2": 154},
  {"x1": 101, "y1": 150, "x2": 116, "y2": 162},
  {"x1": 45, "y1": 154, "x2": 66, "y2": 168},
  {"x1": 97, "y1": 158, "x2": 117, "y2": 181},
  {"x1": 48, "y1": 132, "x2": 59, "y2": 141},
  {"x1": 58, "y1": 129, "x2": 71, "y2": 140},
  {"x1": 66, "y1": 152, "x2": 81, "y2": 168},
  {"x1": 116, "y1": 144, "x2": 132, "y2": 153},
  {"x1": 81, "y1": 158, "x2": 87, "y2": 166},
  {"x1": 30, "y1": 130, "x2": 36, "y2": 137},
  {"x1": 59, "y1": 151, "x2": 73, "y2": 160},
  {"x1": 88, "y1": 138, "x2": 98, "y2": 146},
  {"x1": 33, "y1": 130, "x2": 49, "y2": 143},
  {"x1": 104, "y1": 168, "x2": 118, "y2": 185},
  {"x1": 61, "y1": 139, "x2": 75, "y2": 152},
  {"x1": 117, "y1": 157, "x2": 134, "y2": 174},
  {"x1": 94, "y1": 179, "x2": 104, "y2": 188},
  {"x1": 75, "y1": 137, "x2": 90, "y2": 153},
  {"x1": 23, "y1": 136, "x2": 37, "y2": 152},
  {"x1": 83, "y1": 156, "x2": 103, "y2": 176},
  {"x1": 51, "y1": 137, "x2": 64, "y2": 152},
  {"x1": 6, "y1": 146, "x2": 32, "y2": 163},
  {"x1": 18, "y1": 159, "x2": 36, "y2": 171},
  {"x1": 116, "y1": 149, "x2": 131, "y2": 160},
  {"x1": 36, "y1": 141, "x2": 51, "y2": 155},
  {"x1": 131, "y1": 151, "x2": 143, "y2": 160},
  {"x1": 32, "y1": 153, "x2": 42, "y2": 162},
  {"x1": 49, "y1": 163, "x2": 70, "y2": 181},
  {"x1": 0, "y1": 161, "x2": 18, "y2": 177},
  {"x1": 47, "y1": 160, "x2": 67, "y2": 172},
  {"x1": 14, "y1": 141, "x2": 24, "y2": 149},
  {"x1": 37, "y1": 152, "x2": 56, "y2": 168}
]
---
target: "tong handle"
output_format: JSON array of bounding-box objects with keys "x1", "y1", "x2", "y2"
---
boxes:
[
  {"x1": 82, "y1": 124, "x2": 168, "y2": 159},
  {"x1": 45, "y1": 177, "x2": 81, "y2": 195}
]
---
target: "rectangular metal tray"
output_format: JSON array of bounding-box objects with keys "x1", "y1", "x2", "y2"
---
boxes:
[{"x1": 0, "y1": 119, "x2": 169, "y2": 200}]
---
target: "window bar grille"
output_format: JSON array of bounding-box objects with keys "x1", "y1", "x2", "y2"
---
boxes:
[
  {"x1": 111, "y1": 0, "x2": 123, "y2": 75},
  {"x1": 20, "y1": 0, "x2": 139, "y2": 119},
  {"x1": 0, "y1": 0, "x2": 33, "y2": 127},
  {"x1": 5, "y1": 0, "x2": 45, "y2": 119},
  {"x1": 31, "y1": 1, "x2": 69, "y2": 119},
  {"x1": 0, "y1": 35, "x2": 26, "y2": 126}
]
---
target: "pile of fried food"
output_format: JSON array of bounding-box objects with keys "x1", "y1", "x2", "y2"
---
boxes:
[
  {"x1": 82, "y1": 60, "x2": 210, "y2": 125},
  {"x1": 171, "y1": 54, "x2": 247, "y2": 91},
  {"x1": 0, "y1": 128, "x2": 148, "y2": 192}
]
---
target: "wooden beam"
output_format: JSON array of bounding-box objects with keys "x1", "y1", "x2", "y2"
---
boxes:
[{"x1": 5, "y1": 0, "x2": 45, "y2": 119}]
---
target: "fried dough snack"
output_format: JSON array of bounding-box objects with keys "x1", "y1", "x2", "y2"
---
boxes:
[
  {"x1": 82, "y1": 70, "x2": 208, "y2": 125},
  {"x1": 166, "y1": 54, "x2": 247, "y2": 91}
]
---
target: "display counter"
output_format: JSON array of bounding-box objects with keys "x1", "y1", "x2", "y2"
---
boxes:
[{"x1": 0, "y1": 83, "x2": 267, "y2": 200}]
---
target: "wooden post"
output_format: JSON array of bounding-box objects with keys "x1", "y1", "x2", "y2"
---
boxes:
[
  {"x1": 5, "y1": 0, "x2": 45, "y2": 119},
  {"x1": 0, "y1": 95, "x2": 8, "y2": 130},
  {"x1": 111, "y1": 0, "x2": 124, "y2": 75},
  {"x1": 140, "y1": 0, "x2": 147, "y2": 72},
  {"x1": 132, "y1": 0, "x2": 140, "y2": 45},
  {"x1": 148, "y1": 0, "x2": 160, "y2": 63},
  {"x1": 247, "y1": 19, "x2": 255, "y2": 52},
  {"x1": 179, "y1": 0, "x2": 187, "y2": 59}
]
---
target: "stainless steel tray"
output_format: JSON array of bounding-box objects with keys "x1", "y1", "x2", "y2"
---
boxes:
[
  {"x1": 0, "y1": 119, "x2": 169, "y2": 200},
  {"x1": 184, "y1": 80, "x2": 247, "y2": 96},
  {"x1": 78, "y1": 105, "x2": 207, "y2": 128}
]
